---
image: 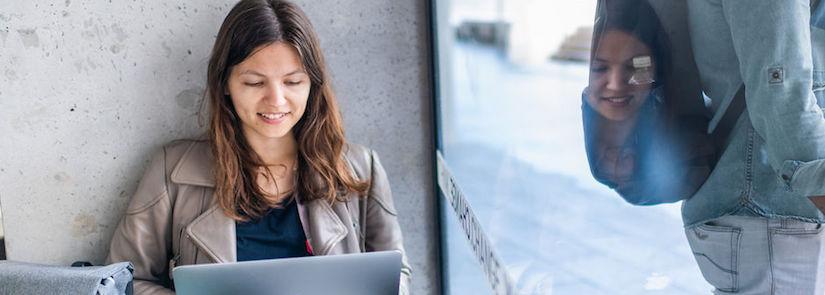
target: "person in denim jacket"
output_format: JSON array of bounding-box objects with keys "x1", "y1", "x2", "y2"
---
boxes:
[{"x1": 684, "y1": 0, "x2": 825, "y2": 293}]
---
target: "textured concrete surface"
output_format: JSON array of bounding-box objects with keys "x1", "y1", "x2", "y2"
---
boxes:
[{"x1": 0, "y1": 1, "x2": 438, "y2": 294}]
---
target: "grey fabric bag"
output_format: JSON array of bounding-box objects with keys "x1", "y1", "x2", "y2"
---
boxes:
[{"x1": 0, "y1": 261, "x2": 133, "y2": 295}]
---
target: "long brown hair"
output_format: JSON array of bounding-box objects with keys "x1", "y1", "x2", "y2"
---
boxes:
[{"x1": 206, "y1": 0, "x2": 368, "y2": 221}]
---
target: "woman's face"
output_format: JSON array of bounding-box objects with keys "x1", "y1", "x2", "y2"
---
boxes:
[
  {"x1": 588, "y1": 30, "x2": 656, "y2": 122},
  {"x1": 227, "y1": 42, "x2": 311, "y2": 144}
]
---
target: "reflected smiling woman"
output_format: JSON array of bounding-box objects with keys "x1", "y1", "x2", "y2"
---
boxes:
[
  {"x1": 587, "y1": 29, "x2": 657, "y2": 122},
  {"x1": 583, "y1": 0, "x2": 668, "y2": 200},
  {"x1": 582, "y1": 0, "x2": 714, "y2": 205}
]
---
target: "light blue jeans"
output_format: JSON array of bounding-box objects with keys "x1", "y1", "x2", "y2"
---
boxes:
[{"x1": 686, "y1": 215, "x2": 825, "y2": 294}]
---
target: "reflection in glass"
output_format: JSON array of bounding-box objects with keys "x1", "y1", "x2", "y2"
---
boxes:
[
  {"x1": 434, "y1": 0, "x2": 713, "y2": 293},
  {"x1": 583, "y1": 0, "x2": 714, "y2": 205}
]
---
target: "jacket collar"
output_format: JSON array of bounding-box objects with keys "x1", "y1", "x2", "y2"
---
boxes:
[
  {"x1": 298, "y1": 199, "x2": 349, "y2": 256},
  {"x1": 186, "y1": 204, "x2": 236, "y2": 263},
  {"x1": 173, "y1": 141, "x2": 350, "y2": 260},
  {"x1": 169, "y1": 140, "x2": 362, "y2": 189},
  {"x1": 170, "y1": 141, "x2": 215, "y2": 187},
  {"x1": 185, "y1": 199, "x2": 350, "y2": 263}
]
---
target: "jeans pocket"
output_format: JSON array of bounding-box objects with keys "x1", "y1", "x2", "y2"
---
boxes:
[
  {"x1": 686, "y1": 222, "x2": 742, "y2": 293},
  {"x1": 770, "y1": 223, "x2": 825, "y2": 293}
]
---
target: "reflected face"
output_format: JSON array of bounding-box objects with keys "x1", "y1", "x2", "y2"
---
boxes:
[
  {"x1": 227, "y1": 42, "x2": 311, "y2": 144},
  {"x1": 588, "y1": 30, "x2": 656, "y2": 122}
]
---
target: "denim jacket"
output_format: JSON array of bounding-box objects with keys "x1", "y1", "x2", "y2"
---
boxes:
[{"x1": 683, "y1": 0, "x2": 825, "y2": 227}]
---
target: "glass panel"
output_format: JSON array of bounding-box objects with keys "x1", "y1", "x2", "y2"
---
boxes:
[
  {"x1": 441, "y1": 206, "x2": 494, "y2": 295},
  {"x1": 433, "y1": 0, "x2": 712, "y2": 293},
  {"x1": 434, "y1": 0, "x2": 494, "y2": 292}
]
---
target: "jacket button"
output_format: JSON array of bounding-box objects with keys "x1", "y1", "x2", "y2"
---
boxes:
[{"x1": 769, "y1": 67, "x2": 784, "y2": 84}]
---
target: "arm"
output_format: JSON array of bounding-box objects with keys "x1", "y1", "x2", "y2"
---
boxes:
[
  {"x1": 722, "y1": 0, "x2": 825, "y2": 169},
  {"x1": 106, "y1": 148, "x2": 175, "y2": 295},
  {"x1": 364, "y1": 150, "x2": 412, "y2": 295}
]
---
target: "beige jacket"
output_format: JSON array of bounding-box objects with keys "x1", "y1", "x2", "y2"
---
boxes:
[{"x1": 106, "y1": 140, "x2": 411, "y2": 294}]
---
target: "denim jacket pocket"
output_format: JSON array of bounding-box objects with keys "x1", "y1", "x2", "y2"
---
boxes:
[
  {"x1": 814, "y1": 70, "x2": 824, "y2": 96},
  {"x1": 686, "y1": 223, "x2": 742, "y2": 293}
]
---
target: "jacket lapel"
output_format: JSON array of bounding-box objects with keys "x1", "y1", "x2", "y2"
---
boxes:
[
  {"x1": 298, "y1": 199, "x2": 348, "y2": 256},
  {"x1": 170, "y1": 142, "x2": 235, "y2": 262},
  {"x1": 170, "y1": 141, "x2": 215, "y2": 188},
  {"x1": 186, "y1": 204, "x2": 237, "y2": 263},
  {"x1": 170, "y1": 140, "x2": 350, "y2": 259}
]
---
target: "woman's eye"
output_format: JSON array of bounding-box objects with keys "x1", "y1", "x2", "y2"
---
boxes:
[
  {"x1": 285, "y1": 80, "x2": 304, "y2": 86},
  {"x1": 590, "y1": 66, "x2": 607, "y2": 73},
  {"x1": 244, "y1": 82, "x2": 264, "y2": 87}
]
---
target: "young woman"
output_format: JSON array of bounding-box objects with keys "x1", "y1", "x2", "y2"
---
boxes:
[
  {"x1": 106, "y1": 1, "x2": 411, "y2": 294},
  {"x1": 583, "y1": 0, "x2": 713, "y2": 204},
  {"x1": 584, "y1": 15, "x2": 663, "y2": 193}
]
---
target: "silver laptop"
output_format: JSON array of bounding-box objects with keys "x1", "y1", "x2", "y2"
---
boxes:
[{"x1": 173, "y1": 251, "x2": 402, "y2": 295}]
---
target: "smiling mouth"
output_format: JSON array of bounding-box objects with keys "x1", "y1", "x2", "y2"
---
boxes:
[
  {"x1": 601, "y1": 96, "x2": 633, "y2": 106},
  {"x1": 257, "y1": 112, "x2": 290, "y2": 120}
]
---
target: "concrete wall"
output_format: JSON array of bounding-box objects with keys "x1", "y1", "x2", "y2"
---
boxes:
[{"x1": 0, "y1": 0, "x2": 439, "y2": 294}]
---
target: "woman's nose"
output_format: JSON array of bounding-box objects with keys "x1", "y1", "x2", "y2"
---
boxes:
[
  {"x1": 605, "y1": 68, "x2": 628, "y2": 91},
  {"x1": 265, "y1": 83, "x2": 288, "y2": 106}
]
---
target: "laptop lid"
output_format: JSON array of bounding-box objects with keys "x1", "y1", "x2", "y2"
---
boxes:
[{"x1": 172, "y1": 250, "x2": 402, "y2": 295}]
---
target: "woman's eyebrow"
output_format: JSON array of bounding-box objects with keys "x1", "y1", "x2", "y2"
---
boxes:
[
  {"x1": 240, "y1": 69, "x2": 306, "y2": 77},
  {"x1": 284, "y1": 70, "x2": 307, "y2": 76},
  {"x1": 239, "y1": 69, "x2": 266, "y2": 77}
]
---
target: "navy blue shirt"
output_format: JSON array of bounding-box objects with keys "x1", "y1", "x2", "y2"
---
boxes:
[{"x1": 236, "y1": 199, "x2": 310, "y2": 261}]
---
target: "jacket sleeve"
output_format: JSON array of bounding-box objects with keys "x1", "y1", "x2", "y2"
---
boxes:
[
  {"x1": 364, "y1": 150, "x2": 413, "y2": 295},
  {"x1": 721, "y1": 0, "x2": 825, "y2": 174},
  {"x1": 775, "y1": 3, "x2": 825, "y2": 197},
  {"x1": 106, "y1": 147, "x2": 176, "y2": 295}
]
